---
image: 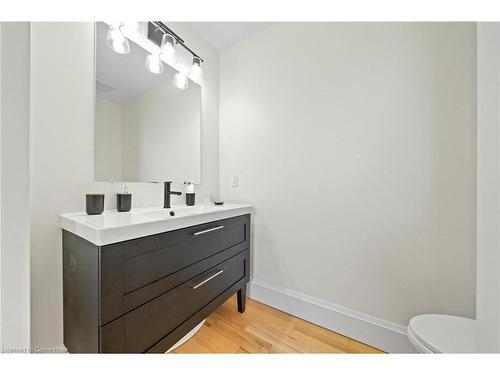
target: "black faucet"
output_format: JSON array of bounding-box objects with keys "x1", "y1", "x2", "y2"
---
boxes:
[{"x1": 164, "y1": 181, "x2": 182, "y2": 209}]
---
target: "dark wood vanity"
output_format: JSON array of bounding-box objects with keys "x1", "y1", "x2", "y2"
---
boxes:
[{"x1": 62, "y1": 214, "x2": 250, "y2": 353}]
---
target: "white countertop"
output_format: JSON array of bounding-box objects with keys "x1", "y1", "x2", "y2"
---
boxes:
[{"x1": 59, "y1": 203, "x2": 253, "y2": 246}]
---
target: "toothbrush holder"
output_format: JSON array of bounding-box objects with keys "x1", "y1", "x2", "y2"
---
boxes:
[
  {"x1": 86, "y1": 193, "x2": 105, "y2": 215},
  {"x1": 117, "y1": 193, "x2": 132, "y2": 212}
]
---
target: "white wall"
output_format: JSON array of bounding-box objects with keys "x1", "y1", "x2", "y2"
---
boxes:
[
  {"x1": 220, "y1": 23, "x2": 476, "y2": 350},
  {"x1": 476, "y1": 22, "x2": 500, "y2": 353},
  {"x1": 0, "y1": 22, "x2": 2, "y2": 350},
  {"x1": 0, "y1": 22, "x2": 31, "y2": 351},
  {"x1": 121, "y1": 79, "x2": 201, "y2": 183},
  {"x1": 95, "y1": 98, "x2": 122, "y2": 182},
  {"x1": 30, "y1": 22, "x2": 219, "y2": 349},
  {"x1": 166, "y1": 22, "x2": 220, "y2": 199}
]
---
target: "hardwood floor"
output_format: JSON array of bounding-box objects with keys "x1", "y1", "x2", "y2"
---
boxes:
[{"x1": 172, "y1": 296, "x2": 384, "y2": 354}]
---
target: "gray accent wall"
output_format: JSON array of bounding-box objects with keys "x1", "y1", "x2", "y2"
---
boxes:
[
  {"x1": 476, "y1": 22, "x2": 500, "y2": 353},
  {"x1": 0, "y1": 22, "x2": 31, "y2": 351}
]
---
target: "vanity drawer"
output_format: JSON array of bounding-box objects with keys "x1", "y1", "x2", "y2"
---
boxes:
[
  {"x1": 122, "y1": 241, "x2": 247, "y2": 314},
  {"x1": 123, "y1": 220, "x2": 246, "y2": 292},
  {"x1": 100, "y1": 249, "x2": 249, "y2": 353},
  {"x1": 100, "y1": 214, "x2": 250, "y2": 325}
]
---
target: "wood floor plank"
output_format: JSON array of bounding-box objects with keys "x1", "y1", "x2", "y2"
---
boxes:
[
  {"x1": 244, "y1": 324, "x2": 301, "y2": 353},
  {"x1": 288, "y1": 328, "x2": 347, "y2": 353},
  {"x1": 215, "y1": 319, "x2": 272, "y2": 353},
  {"x1": 172, "y1": 296, "x2": 384, "y2": 354},
  {"x1": 191, "y1": 325, "x2": 241, "y2": 353},
  {"x1": 348, "y1": 338, "x2": 382, "y2": 353},
  {"x1": 291, "y1": 317, "x2": 351, "y2": 350}
]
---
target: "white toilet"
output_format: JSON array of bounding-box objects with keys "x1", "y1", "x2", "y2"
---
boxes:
[{"x1": 407, "y1": 314, "x2": 477, "y2": 353}]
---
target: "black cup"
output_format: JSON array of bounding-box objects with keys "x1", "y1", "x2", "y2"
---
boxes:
[
  {"x1": 86, "y1": 194, "x2": 104, "y2": 215},
  {"x1": 117, "y1": 193, "x2": 132, "y2": 212}
]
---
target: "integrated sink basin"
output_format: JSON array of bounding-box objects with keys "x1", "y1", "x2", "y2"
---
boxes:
[
  {"x1": 59, "y1": 203, "x2": 253, "y2": 246},
  {"x1": 141, "y1": 206, "x2": 210, "y2": 218}
]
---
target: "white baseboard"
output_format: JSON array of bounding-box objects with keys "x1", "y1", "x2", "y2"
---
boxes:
[{"x1": 247, "y1": 279, "x2": 415, "y2": 353}]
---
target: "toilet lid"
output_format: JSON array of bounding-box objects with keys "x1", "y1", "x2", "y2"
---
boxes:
[{"x1": 408, "y1": 314, "x2": 476, "y2": 353}]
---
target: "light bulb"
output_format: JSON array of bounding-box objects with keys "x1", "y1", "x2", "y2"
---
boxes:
[
  {"x1": 119, "y1": 22, "x2": 139, "y2": 38},
  {"x1": 173, "y1": 71, "x2": 189, "y2": 90},
  {"x1": 106, "y1": 25, "x2": 130, "y2": 54},
  {"x1": 160, "y1": 33, "x2": 176, "y2": 64},
  {"x1": 189, "y1": 56, "x2": 202, "y2": 83},
  {"x1": 145, "y1": 54, "x2": 164, "y2": 74}
]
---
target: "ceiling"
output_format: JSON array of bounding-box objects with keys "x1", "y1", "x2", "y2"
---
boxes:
[{"x1": 189, "y1": 22, "x2": 272, "y2": 51}]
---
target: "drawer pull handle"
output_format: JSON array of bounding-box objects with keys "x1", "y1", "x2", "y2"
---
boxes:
[
  {"x1": 190, "y1": 269, "x2": 224, "y2": 289},
  {"x1": 193, "y1": 225, "x2": 224, "y2": 236}
]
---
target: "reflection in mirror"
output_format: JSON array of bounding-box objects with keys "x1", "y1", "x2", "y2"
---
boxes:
[{"x1": 94, "y1": 22, "x2": 201, "y2": 183}]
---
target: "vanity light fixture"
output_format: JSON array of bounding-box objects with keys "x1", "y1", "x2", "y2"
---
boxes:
[
  {"x1": 173, "y1": 71, "x2": 189, "y2": 90},
  {"x1": 105, "y1": 22, "x2": 203, "y2": 87},
  {"x1": 119, "y1": 22, "x2": 139, "y2": 38},
  {"x1": 160, "y1": 33, "x2": 177, "y2": 64},
  {"x1": 145, "y1": 53, "x2": 164, "y2": 74},
  {"x1": 188, "y1": 56, "x2": 202, "y2": 83},
  {"x1": 106, "y1": 23, "x2": 130, "y2": 54},
  {"x1": 148, "y1": 22, "x2": 204, "y2": 86}
]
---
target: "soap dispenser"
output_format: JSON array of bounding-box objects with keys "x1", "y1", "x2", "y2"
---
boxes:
[
  {"x1": 185, "y1": 181, "x2": 195, "y2": 206},
  {"x1": 117, "y1": 184, "x2": 132, "y2": 212}
]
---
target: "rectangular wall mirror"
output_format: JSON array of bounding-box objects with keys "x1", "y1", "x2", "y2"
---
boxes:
[{"x1": 94, "y1": 22, "x2": 202, "y2": 183}]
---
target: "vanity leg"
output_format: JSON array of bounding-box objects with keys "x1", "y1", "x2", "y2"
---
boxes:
[{"x1": 237, "y1": 285, "x2": 247, "y2": 313}]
